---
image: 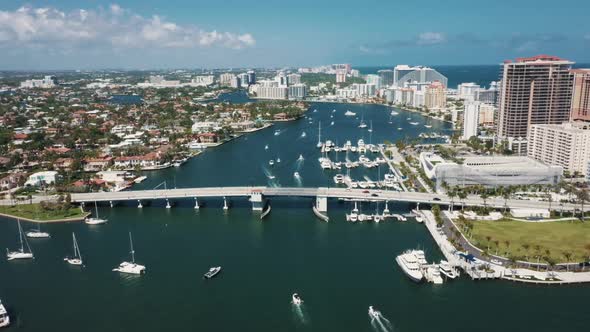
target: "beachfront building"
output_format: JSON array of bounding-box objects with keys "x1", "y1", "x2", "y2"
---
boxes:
[
  {"x1": 20, "y1": 76, "x2": 56, "y2": 89},
  {"x1": 462, "y1": 101, "x2": 480, "y2": 140},
  {"x1": 457, "y1": 82, "x2": 480, "y2": 101},
  {"x1": 527, "y1": 122, "x2": 590, "y2": 175},
  {"x1": 365, "y1": 74, "x2": 382, "y2": 90},
  {"x1": 378, "y1": 69, "x2": 395, "y2": 87},
  {"x1": 571, "y1": 69, "x2": 590, "y2": 122},
  {"x1": 393, "y1": 65, "x2": 448, "y2": 88},
  {"x1": 419, "y1": 153, "x2": 562, "y2": 192},
  {"x1": 425, "y1": 81, "x2": 446, "y2": 110}
]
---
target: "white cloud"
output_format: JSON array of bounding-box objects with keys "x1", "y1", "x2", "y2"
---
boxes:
[
  {"x1": 417, "y1": 32, "x2": 446, "y2": 45},
  {"x1": 0, "y1": 5, "x2": 255, "y2": 51}
]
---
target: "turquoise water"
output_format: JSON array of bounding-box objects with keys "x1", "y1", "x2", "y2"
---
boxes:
[{"x1": 1, "y1": 97, "x2": 589, "y2": 331}]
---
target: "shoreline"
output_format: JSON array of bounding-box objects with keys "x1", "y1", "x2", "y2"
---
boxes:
[{"x1": 0, "y1": 210, "x2": 90, "y2": 223}]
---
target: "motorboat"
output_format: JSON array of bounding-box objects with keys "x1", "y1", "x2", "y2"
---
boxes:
[
  {"x1": 274, "y1": 130, "x2": 280, "y2": 136},
  {"x1": 276, "y1": 157, "x2": 281, "y2": 163},
  {"x1": 265, "y1": 145, "x2": 269, "y2": 150},
  {"x1": 439, "y1": 260, "x2": 458, "y2": 279},
  {"x1": 85, "y1": 201, "x2": 107, "y2": 225},
  {"x1": 113, "y1": 232, "x2": 146, "y2": 275},
  {"x1": 390, "y1": 110, "x2": 399, "y2": 116},
  {"x1": 6, "y1": 220, "x2": 34, "y2": 261},
  {"x1": 397, "y1": 127, "x2": 403, "y2": 130},
  {"x1": 204, "y1": 266, "x2": 222, "y2": 279},
  {"x1": 415, "y1": 216, "x2": 424, "y2": 223},
  {"x1": 344, "y1": 110, "x2": 356, "y2": 116},
  {"x1": 427, "y1": 266, "x2": 444, "y2": 284},
  {"x1": 368, "y1": 306, "x2": 380, "y2": 319},
  {"x1": 64, "y1": 232, "x2": 83, "y2": 266},
  {"x1": 333, "y1": 174, "x2": 344, "y2": 184},
  {"x1": 410, "y1": 122, "x2": 419, "y2": 126},
  {"x1": 349, "y1": 213, "x2": 358, "y2": 222},
  {"x1": 395, "y1": 251, "x2": 423, "y2": 282},
  {"x1": 294, "y1": 172, "x2": 300, "y2": 178},
  {"x1": 424, "y1": 125, "x2": 432, "y2": 128},
  {"x1": 292, "y1": 293, "x2": 303, "y2": 305},
  {"x1": 26, "y1": 224, "x2": 50, "y2": 239},
  {"x1": 298, "y1": 154, "x2": 304, "y2": 161},
  {"x1": 0, "y1": 300, "x2": 9, "y2": 328},
  {"x1": 268, "y1": 160, "x2": 275, "y2": 166},
  {"x1": 414, "y1": 250, "x2": 428, "y2": 265}
]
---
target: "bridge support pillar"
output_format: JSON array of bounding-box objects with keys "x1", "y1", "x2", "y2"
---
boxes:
[
  {"x1": 194, "y1": 197, "x2": 200, "y2": 209},
  {"x1": 109, "y1": 201, "x2": 113, "y2": 208},
  {"x1": 137, "y1": 200, "x2": 143, "y2": 208},
  {"x1": 250, "y1": 192, "x2": 264, "y2": 211},
  {"x1": 223, "y1": 197, "x2": 229, "y2": 211},
  {"x1": 165, "y1": 199, "x2": 171, "y2": 209},
  {"x1": 316, "y1": 196, "x2": 328, "y2": 213}
]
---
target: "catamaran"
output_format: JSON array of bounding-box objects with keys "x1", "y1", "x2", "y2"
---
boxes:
[
  {"x1": 85, "y1": 201, "x2": 107, "y2": 225},
  {"x1": 0, "y1": 300, "x2": 9, "y2": 328},
  {"x1": 6, "y1": 220, "x2": 34, "y2": 261},
  {"x1": 64, "y1": 232, "x2": 83, "y2": 266},
  {"x1": 113, "y1": 232, "x2": 146, "y2": 275},
  {"x1": 26, "y1": 223, "x2": 50, "y2": 238}
]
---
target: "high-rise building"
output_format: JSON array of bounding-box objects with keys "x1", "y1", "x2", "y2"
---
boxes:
[
  {"x1": 496, "y1": 55, "x2": 574, "y2": 141},
  {"x1": 378, "y1": 69, "x2": 394, "y2": 87},
  {"x1": 219, "y1": 73, "x2": 236, "y2": 86},
  {"x1": 365, "y1": 74, "x2": 382, "y2": 90},
  {"x1": 336, "y1": 70, "x2": 347, "y2": 83},
  {"x1": 276, "y1": 72, "x2": 288, "y2": 87},
  {"x1": 247, "y1": 70, "x2": 256, "y2": 85},
  {"x1": 288, "y1": 84, "x2": 307, "y2": 99},
  {"x1": 191, "y1": 75, "x2": 215, "y2": 86},
  {"x1": 287, "y1": 73, "x2": 302, "y2": 85},
  {"x1": 475, "y1": 82, "x2": 499, "y2": 106},
  {"x1": 256, "y1": 85, "x2": 288, "y2": 99},
  {"x1": 478, "y1": 103, "x2": 496, "y2": 126},
  {"x1": 528, "y1": 122, "x2": 590, "y2": 175},
  {"x1": 230, "y1": 76, "x2": 241, "y2": 88},
  {"x1": 457, "y1": 82, "x2": 481, "y2": 101},
  {"x1": 393, "y1": 65, "x2": 448, "y2": 88},
  {"x1": 463, "y1": 101, "x2": 481, "y2": 140},
  {"x1": 238, "y1": 73, "x2": 249, "y2": 87},
  {"x1": 425, "y1": 81, "x2": 446, "y2": 109},
  {"x1": 570, "y1": 69, "x2": 590, "y2": 122}
]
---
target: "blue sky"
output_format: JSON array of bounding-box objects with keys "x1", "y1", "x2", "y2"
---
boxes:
[{"x1": 1, "y1": 0, "x2": 589, "y2": 69}]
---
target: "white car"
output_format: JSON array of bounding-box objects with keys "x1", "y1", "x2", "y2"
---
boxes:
[{"x1": 491, "y1": 259, "x2": 503, "y2": 265}]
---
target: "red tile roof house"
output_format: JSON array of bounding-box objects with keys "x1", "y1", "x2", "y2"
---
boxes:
[
  {"x1": 113, "y1": 152, "x2": 166, "y2": 170},
  {"x1": 197, "y1": 133, "x2": 218, "y2": 144},
  {"x1": 83, "y1": 157, "x2": 113, "y2": 172},
  {"x1": 54, "y1": 158, "x2": 74, "y2": 170},
  {"x1": 0, "y1": 173, "x2": 26, "y2": 190}
]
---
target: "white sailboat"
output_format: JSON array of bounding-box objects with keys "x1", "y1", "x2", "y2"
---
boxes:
[
  {"x1": 85, "y1": 201, "x2": 107, "y2": 225},
  {"x1": 316, "y1": 121, "x2": 322, "y2": 148},
  {"x1": 113, "y1": 232, "x2": 146, "y2": 275},
  {"x1": 0, "y1": 300, "x2": 9, "y2": 328},
  {"x1": 368, "y1": 120, "x2": 373, "y2": 132},
  {"x1": 26, "y1": 222, "x2": 50, "y2": 238},
  {"x1": 6, "y1": 220, "x2": 34, "y2": 261},
  {"x1": 358, "y1": 114, "x2": 367, "y2": 128},
  {"x1": 64, "y1": 232, "x2": 83, "y2": 266}
]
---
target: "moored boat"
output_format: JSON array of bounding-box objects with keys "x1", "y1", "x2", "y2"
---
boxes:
[
  {"x1": 204, "y1": 266, "x2": 222, "y2": 279},
  {"x1": 395, "y1": 251, "x2": 423, "y2": 282},
  {"x1": 0, "y1": 300, "x2": 9, "y2": 328}
]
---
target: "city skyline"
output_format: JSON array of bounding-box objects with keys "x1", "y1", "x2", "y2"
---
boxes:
[{"x1": 0, "y1": 0, "x2": 589, "y2": 70}]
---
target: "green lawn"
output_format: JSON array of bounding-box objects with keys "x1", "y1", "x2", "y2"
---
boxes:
[
  {"x1": 0, "y1": 203, "x2": 87, "y2": 222},
  {"x1": 469, "y1": 220, "x2": 590, "y2": 263}
]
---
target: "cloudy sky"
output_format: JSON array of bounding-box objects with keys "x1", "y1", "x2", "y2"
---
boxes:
[{"x1": 1, "y1": 0, "x2": 589, "y2": 69}]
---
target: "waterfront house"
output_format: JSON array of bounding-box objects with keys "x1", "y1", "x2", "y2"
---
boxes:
[
  {"x1": 0, "y1": 173, "x2": 25, "y2": 190},
  {"x1": 83, "y1": 157, "x2": 113, "y2": 172},
  {"x1": 24, "y1": 171, "x2": 59, "y2": 187},
  {"x1": 197, "y1": 133, "x2": 218, "y2": 144}
]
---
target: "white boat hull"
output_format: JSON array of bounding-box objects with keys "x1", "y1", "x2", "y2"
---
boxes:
[
  {"x1": 7, "y1": 251, "x2": 34, "y2": 261},
  {"x1": 113, "y1": 262, "x2": 146, "y2": 274},
  {"x1": 395, "y1": 256, "x2": 423, "y2": 282},
  {"x1": 85, "y1": 218, "x2": 108, "y2": 225},
  {"x1": 64, "y1": 258, "x2": 83, "y2": 266},
  {"x1": 26, "y1": 231, "x2": 51, "y2": 238}
]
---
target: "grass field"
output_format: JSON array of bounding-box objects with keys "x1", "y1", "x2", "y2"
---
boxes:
[
  {"x1": 468, "y1": 220, "x2": 590, "y2": 263},
  {"x1": 0, "y1": 203, "x2": 86, "y2": 222}
]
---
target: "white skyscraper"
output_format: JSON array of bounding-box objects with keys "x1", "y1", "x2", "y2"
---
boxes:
[
  {"x1": 365, "y1": 74, "x2": 382, "y2": 90},
  {"x1": 462, "y1": 101, "x2": 481, "y2": 140},
  {"x1": 457, "y1": 82, "x2": 481, "y2": 101}
]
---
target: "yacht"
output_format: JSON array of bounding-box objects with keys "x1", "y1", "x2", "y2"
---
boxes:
[
  {"x1": 113, "y1": 232, "x2": 146, "y2": 275},
  {"x1": 6, "y1": 220, "x2": 34, "y2": 261},
  {"x1": 26, "y1": 223, "x2": 50, "y2": 239},
  {"x1": 390, "y1": 110, "x2": 399, "y2": 116},
  {"x1": 85, "y1": 201, "x2": 107, "y2": 225},
  {"x1": 439, "y1": 260, "x2": 458, "y2": 279},
  {"x1": 427, "y1": 266, "x2": 444, "y2": 284},
  {"x1": 0, "y1": 300, "x2": 9, "y2": 328},
  {"x1": 333, "y1": 174, "x2": 344, "y2": 184},
  {"x1": 64, "y1": 232, "x2": 83, "y2": 266},
  {"x1": 292, "y1": 293, "x2": 303, "y2": 305},
  {"x1": 368, "y1": 306, "x2": 380, "y2": 319},
  {"x1": 344, "y1": 110, "x2": 356, "y2": 116},
  {"x1": 424, "y1": 125, "x2": 432, "y2": 128},
  {"x1": 414, "y1": 250, "x2": 428, "y2": 265},
  {"x1": 298, "y1": 154, "x2": 304, "y2": 161},
  {"x1": 268, "y1": 160, "x2": 275, "y2": 166},
  {"x1": 395, "y1": 251, "x2": 423, "y2": 282},
  {"x1": 204, "y1": 266, "x2": 222, "y2": 279},
  {"x1": 410, "y1": 122, "x2": 419, "y2": 126}
]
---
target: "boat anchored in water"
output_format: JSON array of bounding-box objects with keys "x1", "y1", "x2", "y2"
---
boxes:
[
  {"x1": 292, "y1": 293, "x2": 303, "y2": 305},
  {"x1": 64, "y1": 232, "x2": 83, "y2": 266},
  {"x1": 344, "y1": 110, "x2": 356, "y2": 116},
  {"x1": 113, "y1": 232, "x2": 146, "y2": 275},
  {"x1": 85, "y1": 201, "x2": 107, "y2": 225},
  {"x1": 204, "y1": 266, "x2": 222, "y2": 279},
  {"x1": 395, "y1": 250, "x2": 423, "y2": 282},
  {"x1": 26, "y1": 223, "x2": 50, "y2": 239},
  {"x1": 6, "y1": 220, "x2": 34, "y2": 261},
  {"x1": 0, "y1": 300, "x2": 9, "y2": 328},
  {"x1": 439, "y1": 260, "x2": 458, "y2": 279}
]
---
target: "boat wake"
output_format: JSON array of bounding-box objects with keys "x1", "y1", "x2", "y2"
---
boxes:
[
  {"x1": 262, "y1": 167, "x2": 280, "y2": 187},
  {"x1": 292, "y1": 303, "x2": 309, "y2": 325},
  {"x1": 299, "y1": 131, "x2": 307, "y2": 139},
  {"x1": 370, "y1": 312, "x2": 394, "y2": 332},
  {"x1": 294, "y1": 174, "x2": 303, "y2": 187}
]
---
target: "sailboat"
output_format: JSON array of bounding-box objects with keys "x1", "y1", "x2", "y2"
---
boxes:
[
  {"x1": 26, "y1": 222, "x2": 50, "y2": 238},
  {"x1": 316, "y1": 121, "x2": 322, "y2": 148},
  {"x1": 64, "y1": 232, "x2": 83, "y2": 266},
  {"x1": 113, "y1": 232, "x2": 146, "y2": 275},
  {"x1": 6, "y1": 220, "x2": 34, "y2": 260},
  {"x1": 368, "y1": 120, "x2": 373, "y2": 133},
  {"x1": 85, "y1": 201, "x2": 107, "y2": 225},
  {"x1": 358, "y1": 113, "x2": 367, "y2": 128}
]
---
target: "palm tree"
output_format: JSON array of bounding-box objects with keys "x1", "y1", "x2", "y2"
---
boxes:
[
  {"x1": 448, "y1": 188, "x2": 456, "y2": 212},
  {"x1": 504, "y1": 240, "x2": 511, "y2": 255},
  {"x1": 480, "y1": 191, "x2": 490, "y2": 211},
  {"x1": 577, "y1": 188, "x2": 589, "y2": 222},
  {"x1": 563, "y1": 251, "x2": 572, "y2": 271},
  {"x1": 458, "y1": 190, "x2": 467, "y2": 211}
]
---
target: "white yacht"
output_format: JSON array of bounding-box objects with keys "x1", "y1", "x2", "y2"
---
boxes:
[
  {"x1": 64, "y1": 232, "x2": 83, "y2": 266},
  {"x1": 395, "y1": 251, "x2": 423, "y2": 282},
  {"x1": 426, "y1": 265, "x2": 444, "y2": 284},
  {"x1": 439, "y1": 260, "x2": 458, "y2": 279},
  {"x1": 0, "y1": 300, "x2": 9, "y2": 328},
  {"x1": 292, "y1": 293, "x2": 303, "y2": 305},
  {"x1": 85, "y1": 201, "x2": 107, "y2": 225},
  {"x1": 414, "y1": 250, "x2": 428, "y2": 265},
  {"x1": 204, "y1": 266, "x2": 222, "y2": 279},
  {"x1": 344, "y1": 110, "x2": 356, "y2": 116},
  {"x1": 113, "y1": 232, "x2": 146, "y2": 275},
  {"x1": 26, "y1": 223, "x2": 50, "y2": 238},
  {"x1": 6, "y1": 220, "x2": 34, "y2": 261},
  {"x1": 368, "y1": 306, "x2": 380, "y2": 319}
]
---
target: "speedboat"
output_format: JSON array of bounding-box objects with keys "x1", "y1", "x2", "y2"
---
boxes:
[
  {"x1": 298, "y1": 154, "x2": 304, "y2": 161},
  {"x1": 265, "y1": 145, "x2": 269, "y2": 150},
  {"x1": 439, "y1": 260, "x2": 458, "y2": 279},
  {"x1": 268, "y1": 175, "x2": 276, "y2": 180},
  {"x1": 345, "y1": 110, "x2": 356, "y2": 116},
  {"x1": 204, "y1": 266, "x2": 222, "y2": 279},
  {"x1": 368, "y1": 306, "x2": 380, "y2": 319},
  {"x1": 410, "y1": 122, "x2": 419, "y2": 126},
  {"x1": 292, "y1": 293, "x2": 303, "y2": 305},
  {"x1": 276, "y1": 157, "x2": 281, "y2": 163},
  {"x1": 0, "y1": 300, "x2": 9, "y2": 328},
  {"x1": 85, "y1": 217, "x2": 107, "y2": 225},
  {"x1": 395, "y1": 251, "x2": 423, "y2": 282},
  {"x1": 294, "y1": 172, "x2": 300, "y2": 178},
  {"x1": 424, "y1": 125, "x2": 432, "y2": 128},
  {"x1": 268, "y1": 160, "x2": 275, "y2": 166},
  {"x1": 274, "y1": 130, "x2": 280, "y2": 136}
]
